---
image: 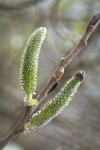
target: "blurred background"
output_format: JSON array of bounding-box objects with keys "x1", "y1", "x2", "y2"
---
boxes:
[{"x1": 0, "y1": 0, "x2": 100, "y2": 150}]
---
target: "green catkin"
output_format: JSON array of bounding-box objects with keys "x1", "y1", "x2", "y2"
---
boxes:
[
  {"x1": 25, "y1": 71, "x2": 85, "y2": 130},
  {"x1": 20, "y1": 27, "x2": 47, "y2": 104}
]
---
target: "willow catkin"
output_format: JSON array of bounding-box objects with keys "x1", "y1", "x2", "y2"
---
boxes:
[
  {"x1": 20, "y1": 27, "x2": 46, "y2": 104},
  {"x1": 25, "y1": 71, "x2": 85, "y2": 130}
]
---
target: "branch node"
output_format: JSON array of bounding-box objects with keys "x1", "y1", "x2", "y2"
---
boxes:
[
  {"x1": 80, "y1": 39, "x2": 87, "y2": 48},
  {"x1": 55, "y1": 67, "x2": 64, "y2": 80}
]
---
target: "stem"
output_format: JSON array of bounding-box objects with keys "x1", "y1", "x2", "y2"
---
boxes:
[
  {"x1": 0, "y1": 106, "x2": 33, "y2": 149},
  {"x1": 0, "y1": 13, "x2": 100, "y2": 149}
]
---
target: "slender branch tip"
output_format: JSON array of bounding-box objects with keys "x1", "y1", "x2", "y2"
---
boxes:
[{"x1": 90, "y1": 13, "x2": 100, "y2": 26}]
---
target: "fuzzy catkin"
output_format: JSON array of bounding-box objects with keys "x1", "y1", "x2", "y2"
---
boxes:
[
  {"x1": 20, "y1": 27, "x2": 47, "y2": 94},
  {"x1": 25, "y1": 71, "x2": 85, "y2": 130}
]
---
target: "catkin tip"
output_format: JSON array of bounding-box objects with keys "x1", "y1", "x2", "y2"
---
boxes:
[
  {"x1": 39, "y1": 27, "x2": 47, "y2": 34},
  {"x1": 76, "y1": 71, "x2": 85, "y2": 81}
]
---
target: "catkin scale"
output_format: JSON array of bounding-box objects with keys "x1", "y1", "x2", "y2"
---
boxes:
[
  {"x1": 25, "y1": 71, "x2": 85, "y2": 130},
  {"x1": 20, "y1": 27, "x2": 47, "y2": 94}
]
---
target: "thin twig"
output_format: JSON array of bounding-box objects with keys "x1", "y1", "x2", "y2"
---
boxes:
[{"x1": 0, "y1": 13, "x2": 100, "y2": 149}]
